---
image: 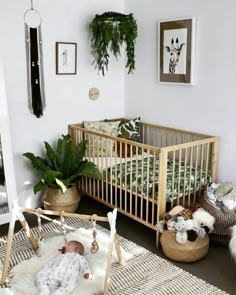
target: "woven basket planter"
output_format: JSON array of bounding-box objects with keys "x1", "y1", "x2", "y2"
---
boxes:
[
  {"x1": 160, "y1": 231, "x2": 209, "y2": 262},
  {"x1": 42, "y1": 185, "x2": 81, "y2": 213},
  {"x1": 199, "y1": 194, "x2": 236, "y2": 245}
]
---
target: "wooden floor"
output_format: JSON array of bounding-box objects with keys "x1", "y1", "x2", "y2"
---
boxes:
[{"x1": 0, "y1": 195, "x2": 235, "y2": 294}]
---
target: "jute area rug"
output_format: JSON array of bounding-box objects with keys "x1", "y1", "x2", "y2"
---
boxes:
[{"x1": 0, "y1": 217, "x2": 229, "y2": 295}]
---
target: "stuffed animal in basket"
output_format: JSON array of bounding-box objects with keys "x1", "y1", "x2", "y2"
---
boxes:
[
  {"x1": 174, "y1": 208, "x2": 215, "y2": 244},
  {"x1": 192, "y1": 208, "x2": 215, "y2": 238},
  {"x1": 157, "y1": 205, "x2": 185, "y2": 233},
  {"x1": 157, "y1": 205, "x2": 215, "y2": 244},
  {"x1": 174, "y1": 216, "x2": 193, "y2": 244}
]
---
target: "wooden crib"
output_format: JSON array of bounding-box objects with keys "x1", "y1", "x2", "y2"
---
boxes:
[{"x1": 68, "y1": 119, "x2": 220, "y2": 246}]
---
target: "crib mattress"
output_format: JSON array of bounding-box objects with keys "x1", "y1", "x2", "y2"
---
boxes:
[{"x1": 103, "y1": 157, "x2": 210, "y2": 202}]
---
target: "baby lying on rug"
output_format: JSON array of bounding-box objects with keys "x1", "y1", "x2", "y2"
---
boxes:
[
  {"x1": 36, "y1": 240, "x2": 92, "y2": 295},
  {"x1": 8, "y1": 226, "x2": 132, "y2": 295}
]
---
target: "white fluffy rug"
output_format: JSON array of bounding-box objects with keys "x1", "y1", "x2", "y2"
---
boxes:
[
  {"x1": 8, "y1": 227, "x2": 132, "y2": 295},
  {"x1": 0, "y1": 218, "x2": 229, "y2": 295}
]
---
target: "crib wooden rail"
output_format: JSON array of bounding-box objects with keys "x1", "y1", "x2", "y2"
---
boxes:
[{"x1": 68, "y1": 120, "x2": 220, "y2": 246}]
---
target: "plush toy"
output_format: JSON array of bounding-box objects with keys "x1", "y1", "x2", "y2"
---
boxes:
[
  {"x1": 157, "y1": 205, "x2": 185, "y2": 233},
  {"x1": 158, "y1": 206, "x2": 215, "y2": 245},
  {"x1": 174, "y1": 208, "x2": 215, "y2": 244},
  {"x1": 174, "y1": 216, "x2": 193, "y2": 244},
  {"x1": 178, "y1": 208, "x2": 193, "y2": 220},
  {"x1": 186, "y1": 229, "x2": 198, "y2": 242},
  {"x1": 157, "y1": 214, "x2": 177, "y2": 233},
  {"x1": 192, "y1": 208, "x2": 215, "y2": 238}
]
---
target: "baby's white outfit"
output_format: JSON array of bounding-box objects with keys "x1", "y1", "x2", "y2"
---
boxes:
[{"x1": 36, "y1": 252, "x2": 91, "y2": 295}]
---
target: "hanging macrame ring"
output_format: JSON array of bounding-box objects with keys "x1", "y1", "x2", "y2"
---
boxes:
[{"x1": 24, "y1": 8, "x2": 42, "y2": 28}]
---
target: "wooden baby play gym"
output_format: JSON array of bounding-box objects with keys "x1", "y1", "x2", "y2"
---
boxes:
[{"x1": 0, "y1": 204, "x2": 122, "y2": 295}]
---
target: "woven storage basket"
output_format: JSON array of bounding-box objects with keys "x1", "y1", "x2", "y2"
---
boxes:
[
  {"x1": 199, "y1": 194, "x2": 236, "y2": 245},
  {"x1": 42, "y1": 185, "x2": 81, "y2": 213},
  {"x1": 160, "y1": 231, "x2": 209, "y2": 262}
]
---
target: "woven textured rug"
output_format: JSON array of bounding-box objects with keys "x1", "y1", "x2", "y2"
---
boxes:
[{"x1": 0, "y1": 217, "x2": 229, "y2": 295}]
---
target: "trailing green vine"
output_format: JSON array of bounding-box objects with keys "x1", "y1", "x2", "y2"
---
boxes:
[{"x1": 89, "y1": 12, "x2": 138, "y2": 76}]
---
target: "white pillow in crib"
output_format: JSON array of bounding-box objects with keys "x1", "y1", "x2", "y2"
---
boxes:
[{"x1": 84, "y1": 121, "x2": 121, "y2": 157}]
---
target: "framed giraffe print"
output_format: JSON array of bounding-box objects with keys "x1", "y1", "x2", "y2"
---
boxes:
[
  {"x1": 158, "y1": 17, "x2": 196, "y2": 85},
  {"x1": 56, "y1": 42, "x2": 77, "y2": 75}
]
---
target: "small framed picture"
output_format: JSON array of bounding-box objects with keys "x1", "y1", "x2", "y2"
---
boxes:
[
  {"x1": 56, "y1": 42, "x2": 77, "y2": 75},
  {"x1": 158, "y1": 17, "x2": 196, "y2": 85}
]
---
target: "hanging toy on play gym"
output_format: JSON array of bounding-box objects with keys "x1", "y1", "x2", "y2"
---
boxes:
[{"x1": 91, "y1": 214, "x2": 99, "y2": 254}]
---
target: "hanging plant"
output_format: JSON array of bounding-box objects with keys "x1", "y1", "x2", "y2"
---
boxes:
[{"x1": 89, "y1": 11, "x2": 138, "y2": 76}]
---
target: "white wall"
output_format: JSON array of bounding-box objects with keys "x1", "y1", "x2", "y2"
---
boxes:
[
  {"x1": 0, "y1": 0, "x2": 125, "y2": 207},
  {"x1": 1, "y1": 0, "x2": 236, "y2": 209},
  {"x1": 125, "y1": 0, "x2": 236, "y2": 185}
]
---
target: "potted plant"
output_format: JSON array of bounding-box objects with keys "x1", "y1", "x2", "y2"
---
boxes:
[
  {"x1": 89, "y1": 11, "x2": 138, "y2": 76},
  {"x1": 23, "y1": 134, "x2": 102, "y2": 213}
]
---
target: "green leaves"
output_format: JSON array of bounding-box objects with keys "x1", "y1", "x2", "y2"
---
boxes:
[
  {"x1": 23, "y1": 134, "x2": 102, "y2": 194},
  {"x1": 89, "y1": 12, "x2": 138, "y2": 76},
  {"x1": 55, "y1": 134, "x2": 74, "y2": 178},
  {"x1": 34, "y1": 180, "x2": 47, "y2": 194},
  {"x1": 68, "y1": 161, "x2": 102, "y2": 184},
  {"x1": 73, "y1": 140, "x2": 87, "y2": 169},
  {"x1": 23, "y1": 153, "x2": 48, "y2": 172}
]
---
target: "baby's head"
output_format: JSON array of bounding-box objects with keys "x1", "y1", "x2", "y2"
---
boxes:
[{"x1": 64, "y1": 240, "x2": 84, "y2": 255}]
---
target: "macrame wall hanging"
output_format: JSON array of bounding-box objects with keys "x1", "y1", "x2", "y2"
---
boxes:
[{"x1": 24, "y1": 0, "x2": 46, "y2": 118}]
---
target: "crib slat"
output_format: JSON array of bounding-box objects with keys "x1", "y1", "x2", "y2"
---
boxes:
[
  {"x1": 151, "y1": 153, "x2": 155, "y2": 226},
  {"x1": 183, "y1": 148, "x2": 188, "y2": 205},
  {"x1": 129, "y1": 143, "x2": 133, "y2": 216},
  {"x1": 193, "y1": 145, "x2": 199, "y2": 203},
  {"x1": 199, "y1": 144, "x2": 204, "y2": 193},
  {"x1": 177, "y1": 149, "x2": 182, "y2": 204},
  {"x1": 171, "y1": 151, "x2": 176, "y2": 208},
  {"x1": 135, "y1": 146, "x2": 138, "y2": 219},
  {"x1": 114, "y1": 142, "x2": 118, "y2": 208},
  {"x1": 140, "y1": 151, "x2": 144, "y2": 220},
  {"x1": 146, "y1": 150, "x2": 150, "y2": 223},
  {"x1": 211, "y1": 137, "x2": 220, "y2": 183},
  {"x1": 157, "y1": 150, "x2": 167, "y2": 220},
  {"x1": 188, "y1": 146, "x2": 193, "y2": 206},
  {"x1": 109, "y1": 141, "x2": 113, "y2": 206}
]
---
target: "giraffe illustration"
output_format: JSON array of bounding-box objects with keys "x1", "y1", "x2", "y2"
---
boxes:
[
  {"x1": 165, "y1": 38, "x2": 185, "y2": 74},
  {"x1": 62, "y1": 50, "x2": 68, "y2": 66}
]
